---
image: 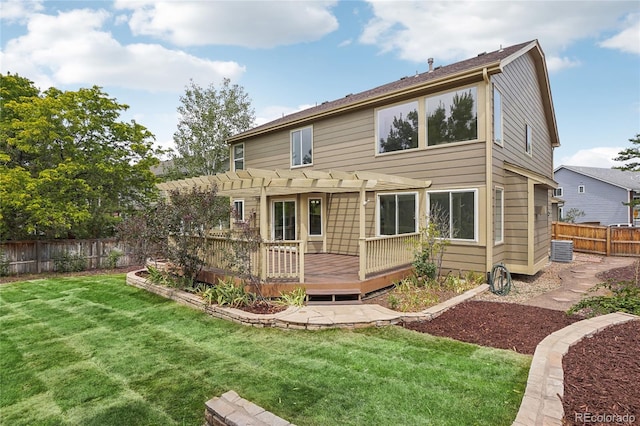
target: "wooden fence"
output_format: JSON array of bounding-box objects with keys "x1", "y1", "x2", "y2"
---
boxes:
[
  {"x1": 551, "y1": 222, "x2": 640, "y2": 257},
  {"x1": 0, "y1": 238, "x2": 138, "y2": 275}
]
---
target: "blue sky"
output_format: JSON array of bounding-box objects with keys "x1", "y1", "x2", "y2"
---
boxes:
[{"x1": 1, "y1": 0, "x2": 639, "y2": 168}]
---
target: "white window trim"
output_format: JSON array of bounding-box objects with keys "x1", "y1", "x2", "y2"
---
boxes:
[
  {"x1": 233, "y1": 199, "x2": 245, "y2": 223},
  {"x1": 308, "y1": 197, "x2": 323, "y2": 237},
  {"x1": 555, "y1": 187, "x2": 563, "y2": 197},
  {"x1": 525, "y1": 123, "x2": 533, "y2": 156},
  {"x1": 290, "y1": 126, "x2": 313, "y2": 168},
  {"x1": 272, "y1": 199, "x2": 297, "y2": 240},
  {"x1": 232, "y1": 143, "x2": 244, "y2": 171},
  {"x1": 375, "y1": 192, "x2": 418, "y2": 236},
  {"x1": 493, "y1": 85, "x2": 503, "y2": 146},
  {"x1": 558, "y1": 206, "x2": 564, "y2": 220},
  {"x1": 578, "y1": 185, "x2": 585, "y2": 194},
  {"x1": 494, "y1": 187, "x2": 504, "y2": 245},
  {"x1": 427, "y1": 188, "x2": 479, "y2": 242}
]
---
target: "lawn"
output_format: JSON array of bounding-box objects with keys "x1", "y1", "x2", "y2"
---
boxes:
[{"x1": 1, "y1": 274, "x2": 531, "y2": 425}]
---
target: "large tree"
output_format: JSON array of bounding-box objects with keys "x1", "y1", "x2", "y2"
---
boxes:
[
  {"x1": 0, "y1": 73, "x2": 163, "y2": 240},
  {"x1": 614, "y1": 133, "x2": 640, "y2": 171},
  {"x1": 170, "y1": 78, "x2": 255, "y2": 177}
]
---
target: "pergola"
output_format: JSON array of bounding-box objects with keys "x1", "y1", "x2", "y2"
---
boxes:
[{"x1": 158, "y1": 168, "x2": 431, "y2": 282}]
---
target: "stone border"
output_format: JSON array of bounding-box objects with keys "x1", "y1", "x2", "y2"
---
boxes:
[
  {"x1": 126, "y1": 269, "x2": 488, "y2": 329},
  {"x1": 205, "y1": 390, "x2": 294, "y2": 426},
  {"x1": 512, "y1": 312, "x2": 639, "y2": 426}
]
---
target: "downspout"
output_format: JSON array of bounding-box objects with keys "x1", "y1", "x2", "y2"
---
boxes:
[{"x1": 483, "y1": 67, "x2": 493, "y2": 275}]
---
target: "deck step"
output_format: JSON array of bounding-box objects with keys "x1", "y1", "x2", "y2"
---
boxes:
[{"x1": 306, "y1": 288, "x2": 361, "y2": 304}]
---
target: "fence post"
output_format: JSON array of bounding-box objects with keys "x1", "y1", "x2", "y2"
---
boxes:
[
  {"x1": 36, "y1": 240, "x2": 42, "y2": 273},
  {"x1": 605, "y1": 226, "x2": 611, "y2": 256}
]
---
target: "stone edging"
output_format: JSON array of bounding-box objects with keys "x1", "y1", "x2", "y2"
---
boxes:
[
  {"x1": 205, "y1": 390, "x2": 294, "y2": 426},
  {"x1": 512, "y1": 312, "x2": 639, "y2": 426},
  {"x1": 125, "y1": 270, "x2": 488, "y2": 329}
]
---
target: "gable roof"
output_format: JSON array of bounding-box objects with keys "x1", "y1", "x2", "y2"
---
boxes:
[
  {"x1": 555, "y1": 165, "x2": 640, "y2": 191},
  {"x1": 228, "y1": 39, "x2": 559, "y2": 147}
]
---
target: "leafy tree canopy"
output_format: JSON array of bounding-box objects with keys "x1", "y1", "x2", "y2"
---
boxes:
[
  {"x1": 614, "y1": 133, "x2": 640, "y2": 172},
  {"x1": 169, "y1": 78, "x2": 255, "y2": 178},
  {"x1": 0, "y1": 72, "x2": 163, "y2": 240}
]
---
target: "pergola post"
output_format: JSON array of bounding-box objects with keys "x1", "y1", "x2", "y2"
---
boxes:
[
  {"x1": 358, "y1": 183, "x2": 367, "y2": 281},
  {"x1": 259, "y1": 185, "x2": 268, "y2": 281}
]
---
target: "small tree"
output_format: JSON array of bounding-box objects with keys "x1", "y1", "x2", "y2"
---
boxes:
[
  {"x1": 561, "y1": 208, "x2": 586, "y2": 224},
  {"x1": 117, "y1": 185, "x2": 229, "y2": 286},
  {"x1": 413, "y1": 207, "x2": 450, "y2": 281},
  {"x1": 223, "y1": 210, "x2": 263, "y2": 297}
]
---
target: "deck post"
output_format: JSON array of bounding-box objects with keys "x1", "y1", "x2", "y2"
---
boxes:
[
  {"x1": 358, "y1": 183, "x2": 367, "y2": 281},
  {"x1": 259, "y1": 186, "x2": 268, "y2": 281},
  {"x1": 299, "y1": 240, "x2": 305, "y2": 283}
]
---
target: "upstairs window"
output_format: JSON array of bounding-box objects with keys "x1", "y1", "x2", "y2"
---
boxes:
[
  {"x1": 377, "y1": 101, "x2": 419, "y2": 154},
  {"x1": 427, "y1": 87, "x2": 478, "y2": 146},
  {"x1": 493, "y1": 86, "x2": 503, "y2": 145},
  {"x1": 378, "y1": 193, "x2": 417, "y2": 235},
  {"x1": 233, "y1": 143, "x2": 244, "y2": 171},
  {"x1": 578, "y1": 185, "x2": 585, "y2": 194},
  {"x1": 554, "y1": 187, "x2": 563, "y2": 197},
  {"x1": 291, "y1": 127, "x2": 313, "y2": 167},
  {"x1": 525, "y1": 124, "x2": 532, "y2": 156}
]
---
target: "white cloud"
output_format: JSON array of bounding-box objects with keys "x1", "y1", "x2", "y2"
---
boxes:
[
  {"x1": 558, "y1": 147, "x2": 626, "y2": 168},
  {"x1": 114, "y1": 0, "x2": 339, "y2": 48},
  {"x1": 360, "y1": 1, "x2": 636, "y2": 69},
  {"x1": 599, "y1": 13, "x2": 640, "y2": 55},
  {"x1": 0, "y1": 8, "x2": 245, "y2": 92},
  {"x1": 0, "y1": 0, "x2": 43, "y2": 22}
]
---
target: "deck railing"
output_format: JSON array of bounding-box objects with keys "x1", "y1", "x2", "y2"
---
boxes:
[
  {"x1": 359, "y1": 233, "x2": 417, "y2": 280},
  {"x1": 200, "y1": 235, "x2": 304, "y2": 282}
]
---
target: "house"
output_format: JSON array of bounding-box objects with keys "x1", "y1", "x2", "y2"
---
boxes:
[
  {"x1": 159, "y1": 40, "x2": 560, "y2": 297},
  {"x1": 554, "y1": 165, "x2": 640, "y2": 226}
]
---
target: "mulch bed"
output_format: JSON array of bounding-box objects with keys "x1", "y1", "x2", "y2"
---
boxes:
[{"x1": 402, "y1": 300, "x2": 581, "y2": 355}]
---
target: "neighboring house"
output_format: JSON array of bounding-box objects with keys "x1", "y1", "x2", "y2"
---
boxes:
[
  {"x1": 160, "y1": 40, "x2": 560, "y2": 294},
  {"x1": 554, "y1": 165, "x2": 640, "y2": 226}
]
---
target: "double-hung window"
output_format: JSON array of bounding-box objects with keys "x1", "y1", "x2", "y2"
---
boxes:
[
  {"x1": 428, "y1": 190, "x2": 477, "y2": 241},
  {"x1": 377, "y1": 101, "x2": 419, "y2": 154},
  {"x1": 378, "y1": 193, "x2": 417, "y2": 235},
  {"x1": 494, "y1": 188, "x2": 504, "y2": 244},
  {"x1": 233, "y1": 143, "x2": 244, "y2": 171},
  {"x1": 291, "y1": 127, "x2": 313, "y2": 167},
  {"x1": 493, "y1": 86, "x2": 503, "y2": 145},
  {"x1": 233, "y1": 200, "x2": 244, "y2": 223},
  {"x1": 426, "y1": 87, "x2": 478, "y2": 146}
]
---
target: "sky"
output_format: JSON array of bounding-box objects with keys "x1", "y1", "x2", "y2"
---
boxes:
[{"x1": 1, "y1": 0, "x2": 639, "y2": 168}]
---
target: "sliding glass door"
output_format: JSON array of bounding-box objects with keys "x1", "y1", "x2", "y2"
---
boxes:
[{"x1": 273, "y1": 200, "x2": 296, "y2": 240}]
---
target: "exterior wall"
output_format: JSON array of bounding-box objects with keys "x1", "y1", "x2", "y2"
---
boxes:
[
  {"x1": 554, "y1": 168, "x2": 630, "y2": 225},
  {"x1": 534, "y1": 186, "x2": 551, "y2": 264},
  {"x1": 503, "y1": 172, "x2": 529, "y2": 268}
]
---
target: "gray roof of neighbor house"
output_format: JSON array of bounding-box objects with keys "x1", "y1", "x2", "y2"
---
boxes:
[
  {"x1": 228, "y1": 39, "x2": 559, "y2": 147},
  {"x1": 555, "y1": 165, "x2": 640, "y2": 191}
]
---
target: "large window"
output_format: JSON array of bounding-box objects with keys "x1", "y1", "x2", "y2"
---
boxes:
[
  {"x1": 378, "y1": 193, "x2": 417, "y2": 235},
  {"x1": 377, "y1": 101, "x2": 419, "y2": 154},
  {"x1": 428, "y1": 190, "x2": 477, "y2": 241},
  {"x1": 273, "y1": 200, "x2": 296, "y2": 240},
  {"x1": 233, "y1": 143, "x2": 244, "y2": 171},
  {"x1": 427, "y1": 87, "x2": 477, "y2": 146},
  {"x1": 291, "y1": 127, "x2": 312, "y2": 167},
  {"x1": 308, "y1": 198, "x2": 322, "y2": 236},
  {"x1": 494, "y1": 188, "x2": 504, "y2": 244},
  {"x1": 493, "y1": 86, "x2": 503, "y2": 145}
]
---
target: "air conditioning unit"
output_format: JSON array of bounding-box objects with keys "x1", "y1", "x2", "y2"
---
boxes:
[{"x1": 550, "y1": 240, "x2": 573, "y2": 263}]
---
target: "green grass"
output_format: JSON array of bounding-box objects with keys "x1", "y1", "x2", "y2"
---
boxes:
[{"x1": 0, "y1": 274, "x2": 531, "y2": 425}]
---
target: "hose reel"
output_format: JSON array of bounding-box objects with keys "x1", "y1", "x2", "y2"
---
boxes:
[{"x1": 489, "y1": 263, "x2": 512, "y2": 296}]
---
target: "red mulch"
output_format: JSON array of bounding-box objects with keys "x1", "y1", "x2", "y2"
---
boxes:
[
  {"x1": 402, "y1": 300, "x2": 581, "y2": 355},
  {"x1": 238, "y1": 300, "x2": 287, "y2": 314}
]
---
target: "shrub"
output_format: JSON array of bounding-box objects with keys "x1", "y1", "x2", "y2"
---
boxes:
[
  {"x1": 53, "y1": 252, "x2": 87, "y2": 273},
  {"x1": 568, "y1": 280, "x2": 640, "y2": 318},
  {"x1": 105, "y1": 248, "x2": 123, "y2": 269},
  {"x1": 0, "y1": 251, "x2": 9, "y2": 277},
  {"x1": 202, "y1": 277, "x2": 255, "y2": 308},
  {"x1": 276, "y1": 287, "x2": 306, "y2": 307}
]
